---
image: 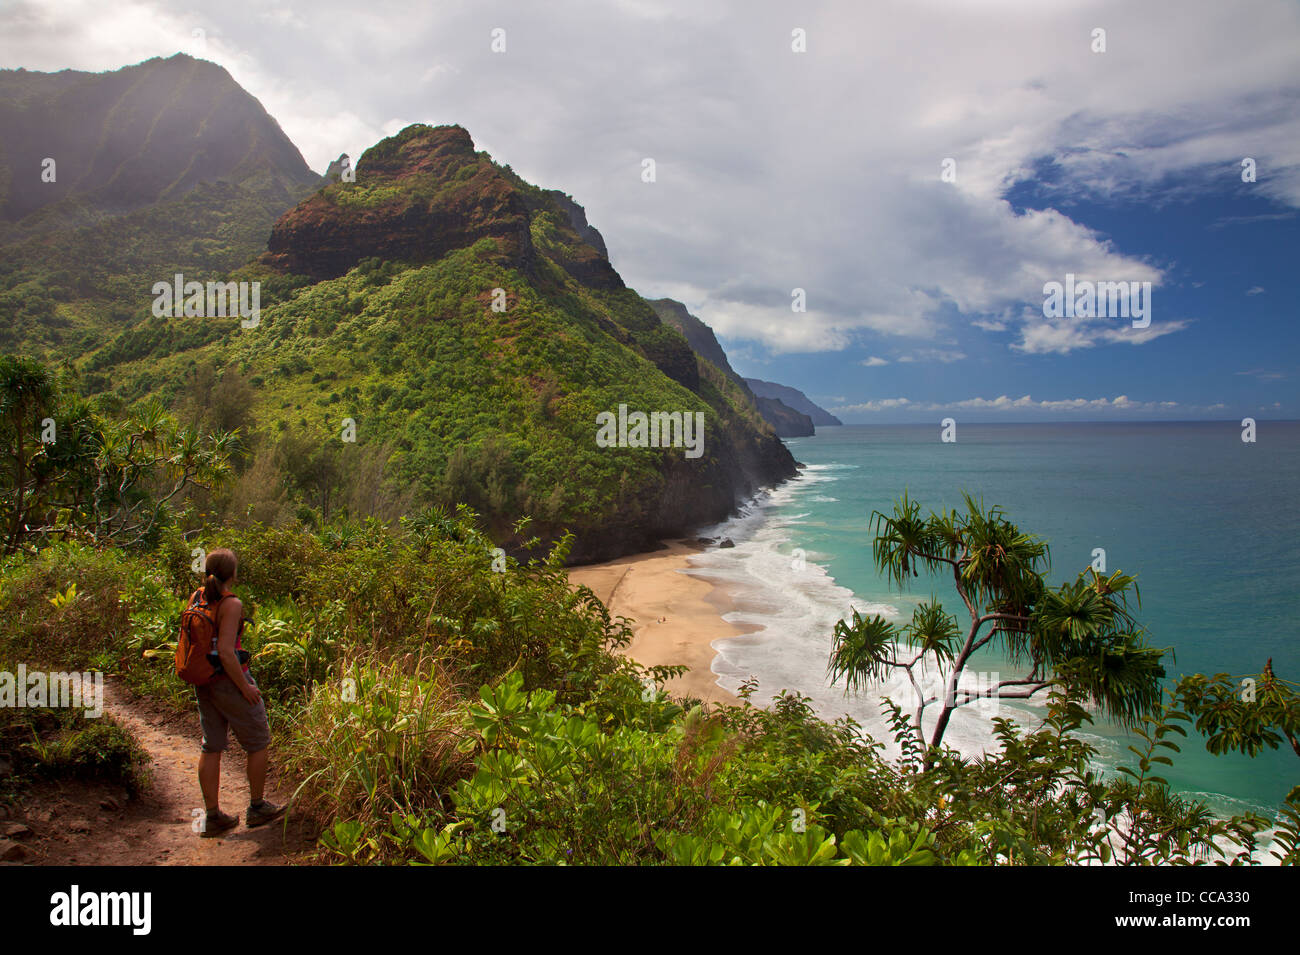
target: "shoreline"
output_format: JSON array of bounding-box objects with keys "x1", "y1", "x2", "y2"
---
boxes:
[{"x1": 567, "y1": 539, "x2": 749, "y2": 705}]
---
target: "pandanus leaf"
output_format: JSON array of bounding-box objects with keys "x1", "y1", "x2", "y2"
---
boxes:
[
  {"x1": 828, "y1": 610, "x2": 899, "y2": 693},
  {"x1": 905, "y1": 601, "x2": 959, "y2": 666}
]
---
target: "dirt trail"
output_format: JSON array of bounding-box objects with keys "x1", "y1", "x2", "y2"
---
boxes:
[{"x1": 9, "y1": 678, "x2": 316, "y2": 866}]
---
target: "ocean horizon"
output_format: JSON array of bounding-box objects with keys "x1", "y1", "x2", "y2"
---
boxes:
[{"x1": 687, "y1": 420, "x2": 1300, "y2": 821}]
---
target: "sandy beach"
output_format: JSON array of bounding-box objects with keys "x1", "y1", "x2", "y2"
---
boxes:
[{"x1": 567, "y1": 539, "x2": 751, "y2": 705}]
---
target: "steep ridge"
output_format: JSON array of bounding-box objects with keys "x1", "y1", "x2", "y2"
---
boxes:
[
  {"x1": 88, "y1": 122, "x2": 797, "y2": 561},
  {"x1": 262, "y1": 125, "x2": 532, "y2": 282},
  {"x1": 750, "y1": 395, "x2": 815, "y2": 437},
  {"x1": 650, "y1": 298, "x2": 814, "y2": 437},
  {"x1": 0, "y1": 54, "x2": 316, "y2": 224},
  {"x1": 745, "y1": 377, "x2": 843, "y2": 427},
  {"x1": 0, "y1": 55, "x2": 320, "y2": 355},
  {"x1": 649, "y1": 298, "x2": 743, "y2": 390}
]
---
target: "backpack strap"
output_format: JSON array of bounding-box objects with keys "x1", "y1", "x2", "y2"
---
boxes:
[
  {"x1": 191, "y1": 588, "x2": 226, "y2": 653},
  {"x1": 192, "y1": 588, "x2": 225, "y2": 610}
]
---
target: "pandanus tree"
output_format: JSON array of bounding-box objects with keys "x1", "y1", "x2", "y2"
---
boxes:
[
  {"x1": 1, "y1": 355, "x2": 236, "y2": 552},
  {"x1": 0, "y1": 355, "x2": 59, "y2": 555},
  {"x1": 85, "y1": 399, "x2": 238, "y2": 545},
  {"x1": 828, "y1": 492, "x2": 1167, "y2": 760}
]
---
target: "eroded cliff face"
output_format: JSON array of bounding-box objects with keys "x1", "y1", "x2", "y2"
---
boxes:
[
  {"x1": 535, "y1": 189, "x2": 624, "y2": 291},
  {"x1": 262, "y1": 125, "x2": 535, "y2": 281},
  {"x1": 752, "y1": 396, "x2": 815, "y2": 437}
]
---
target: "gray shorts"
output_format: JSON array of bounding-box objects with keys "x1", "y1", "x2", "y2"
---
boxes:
[{"x1": 196, "y1": 672, "x2": 270, "y2": 754}]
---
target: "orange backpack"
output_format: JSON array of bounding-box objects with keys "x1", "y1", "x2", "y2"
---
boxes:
[{"x1": 175, "y1": 589, "x2": 223, "y2": 685}]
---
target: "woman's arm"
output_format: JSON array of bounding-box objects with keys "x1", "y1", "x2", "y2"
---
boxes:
[{"x1": 216, "y1": 597, "x2": 260, "y2": 705}]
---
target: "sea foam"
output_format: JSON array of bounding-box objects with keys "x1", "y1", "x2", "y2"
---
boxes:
[{"x1": 686, "y1": 465, "x2": 1035, "y2": 762}]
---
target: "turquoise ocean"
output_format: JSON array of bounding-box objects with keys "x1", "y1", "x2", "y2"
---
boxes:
[{"x1": 688, "y1": 422, "x2": 1299, "y2": 819}]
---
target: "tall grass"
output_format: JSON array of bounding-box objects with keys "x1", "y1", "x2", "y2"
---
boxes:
[{"x1": 284, "y1": 653, "x2": 473, "y2": 862}]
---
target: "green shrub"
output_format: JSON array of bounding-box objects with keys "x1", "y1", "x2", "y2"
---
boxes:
[
  {"x1": 1, "y1": 707, "x2": 149, "y2": 797},
  {"x1": 0, "y1": 542, "x2": 139, "y2": 669}
]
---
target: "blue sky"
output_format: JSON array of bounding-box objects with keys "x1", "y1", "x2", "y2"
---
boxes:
[
  {"x1": 2, "y1": 0, "x2": 1296, "y2": 422},
  {"x1": 756, "y1": 180, "x2": 1299, "y2": 422}
]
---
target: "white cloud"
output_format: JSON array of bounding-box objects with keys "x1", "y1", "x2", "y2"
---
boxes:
[
  {"x1": 2, "y1": 0, "x2": 1295, "y2": 365},
  {"x1": 1246, "y1": 286, "x2": 1266, "y2": 296},
  {"x1": 861, "y1": 356, "x2": 890, "y2": 367},
  {"x1": 1013, "y1": 317, "x2": 1189, "y2": 355},
  {"x1": 834, "y1": 398, "x2": 914, "y2": 414},
  {"x1": 832, "y1": 394, "x2": 1202, "y2": 417},
  {"x1": 896, "y1": 349, "x2": 966, "y2": 363}
]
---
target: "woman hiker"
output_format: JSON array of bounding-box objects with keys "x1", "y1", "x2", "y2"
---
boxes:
[{"x1": 193, "y1": 548, "x2": 286, "y2": 837}]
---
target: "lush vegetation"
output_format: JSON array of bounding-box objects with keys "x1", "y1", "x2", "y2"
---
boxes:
[
  {"x1": 17, "y1": 234, "x2": 779, "y2": 560},
  {"x1": 0, "y1": 355, "x2": 235, "y2": 556},
  {"x1": 69, "y1": 221, "x2": 781, "y2": 557},
  {"x1": 0, "y1": 564, "x2": 150, "y2": 802},
  {"x1": 3, "y1": 117, "x2": 793, "y2": 564},
  {"x1": 2, "y1": 439, "x2": 1296, "y2": 862},
  {"x1": 0, "y1": 704, "x2": 149, "y2": 803},
  {"x1": 0, "y1": 55, "x2": 320, "y2": 359}
]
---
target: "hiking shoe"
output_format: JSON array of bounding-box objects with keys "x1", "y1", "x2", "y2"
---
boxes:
[
  {"x1": 200, "y1": 809, "x2": 239, "y2": 838},
  {"x1": 246, "y1": 799, "x2": 286, "y2": 828}
]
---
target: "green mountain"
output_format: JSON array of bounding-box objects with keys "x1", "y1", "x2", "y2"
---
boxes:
[
  {"x1": 650, "y1": 298, "x2": 814, "y2": 437},
  {"x1": 745, "y1": 378, "x2": 843, "y2": 427},
  {"x1": 72, "y1": 121, "x2": 796, "y2": 560},
  {"x1": 0, "y1": 54, "x2": 320, "y2": 355}
]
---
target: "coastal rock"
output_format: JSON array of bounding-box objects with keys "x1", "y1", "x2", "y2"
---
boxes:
[{"x1": 719, "y1": 538, "x2": 735, "y2": 549}]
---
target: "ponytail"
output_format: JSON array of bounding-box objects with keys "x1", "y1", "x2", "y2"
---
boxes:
[
  {"x1": 202, "y1": 574, "x2": 222, "y2": 603},
  {"x1": 202, "y1": 548, "x2": 238, "y2": 603}
]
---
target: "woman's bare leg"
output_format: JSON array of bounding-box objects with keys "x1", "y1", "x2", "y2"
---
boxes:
[{"x1": 198, "y1": 751, "x2": 222, "y2": 811}]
